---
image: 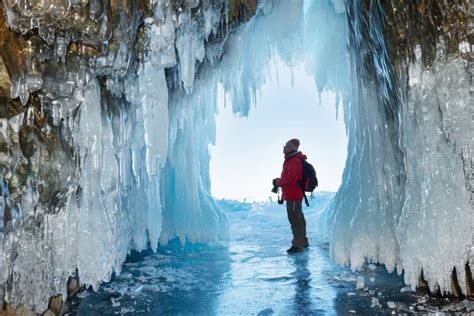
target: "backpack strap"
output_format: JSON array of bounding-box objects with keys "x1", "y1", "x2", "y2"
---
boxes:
[
  {"x1": 303, "y1": 191, "x2": 309, "y2": 207},
  {"x1": 297, "y1": 157, "x2": 309, "y2": 207},
  {"x1": 299, "y1": 181, "x2": 309, "y2": 207}
]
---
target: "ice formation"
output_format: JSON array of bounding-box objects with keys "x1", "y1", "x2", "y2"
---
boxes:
[
  {"x1": 0, "y1": 0, "x2": 232, "y2": 311},
  {"x1": 0, "y1": 0, "x2": 472, "y2": 312},
  {"x1": 325, "y1": 0, "x2": 473, "y2": 296}
]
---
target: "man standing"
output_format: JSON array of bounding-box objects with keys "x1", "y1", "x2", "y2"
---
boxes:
[{"x1": 273, "y1": 138, "x2": 309, "y2": 254}]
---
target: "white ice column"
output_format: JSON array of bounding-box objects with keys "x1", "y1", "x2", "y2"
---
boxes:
[
  {"x1": 75, "y1": 78, "x2": 119, "y2": 289},
  {"x1": 397, "y1": 47, "x2": 473, "y2": 294}
]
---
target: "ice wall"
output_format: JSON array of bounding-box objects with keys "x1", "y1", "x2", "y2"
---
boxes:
[
  {"x1": 397, "y1": 49, "x2": 473, "y2": 293},
  {"x1": 194, "y1": 0, "x2": 473, "y2": 297},
  {"x1": 324, "y1": 0, "x2": 473, "y2": 295},
  {"x1": 0, "y1": 0, "x2": 472, "y2": 312},
  {"x1": 0, "y1": 0, "x2": 233, "y2": 312}
]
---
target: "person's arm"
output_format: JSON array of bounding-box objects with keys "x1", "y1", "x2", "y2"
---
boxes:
[{"x1": 276, "y1": 159, "x2": 300, "y2": 187}]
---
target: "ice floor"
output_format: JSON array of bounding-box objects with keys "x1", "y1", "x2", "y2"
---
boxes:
[{"x1": 69, "y1": 195, "x2": 473, "y2": 315}]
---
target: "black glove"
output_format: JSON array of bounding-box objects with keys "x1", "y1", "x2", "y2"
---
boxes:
[{"x1": 272, "y1": 178, "x2": 279, "y2": 187}]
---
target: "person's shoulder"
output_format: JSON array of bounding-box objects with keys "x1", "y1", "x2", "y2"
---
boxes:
[{"x1": 294, "y1": 152, "x2": 307, "y2": 160}]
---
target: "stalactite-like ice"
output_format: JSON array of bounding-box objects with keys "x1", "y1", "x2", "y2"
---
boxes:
[
  {"x1": 0, "y1": 0, "x2": 229, "y2": 311},
  {"x1": 0, "y1": 0, "x2": 472, "y2": 312},
  {"x1": 180, "y1": 0, "x2": 473, "y2": 297},
  {"x1": 397, "y1": 50, "x2": 473, "y2": 293},
  {"x1": 323, "y1": 0, "x2": 473, "y2": 295}
]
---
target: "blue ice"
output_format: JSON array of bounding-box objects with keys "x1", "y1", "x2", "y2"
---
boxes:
[{"x1": 71, "y1": 194, "x2": 439, "y2": 315}]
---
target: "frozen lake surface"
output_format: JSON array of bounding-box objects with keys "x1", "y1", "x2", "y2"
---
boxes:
[{"x1": 69, "y1": 196, "x2": 473, "y2": 315}]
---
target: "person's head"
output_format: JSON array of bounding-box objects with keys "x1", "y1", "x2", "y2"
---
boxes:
[{"x1": 283, "y1": 138, "x2": 300, "y2": 154}]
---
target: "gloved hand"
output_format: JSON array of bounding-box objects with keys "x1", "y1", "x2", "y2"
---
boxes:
[{"x1": 272, "y1": 178, "x2": 279, "y2": 187}]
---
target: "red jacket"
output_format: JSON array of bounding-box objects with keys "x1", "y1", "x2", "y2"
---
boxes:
[{"x1": 276, "y1": 152, "x2": 306, "y2": 201}]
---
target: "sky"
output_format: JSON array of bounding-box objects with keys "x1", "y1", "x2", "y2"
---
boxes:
[{"x1": 209, "y1": 60, "x2": 348, "y2": 202}]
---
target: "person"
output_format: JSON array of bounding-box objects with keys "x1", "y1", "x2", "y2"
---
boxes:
[{"x1": 273, "y1": 138, "x2": 309, "y2": 254}]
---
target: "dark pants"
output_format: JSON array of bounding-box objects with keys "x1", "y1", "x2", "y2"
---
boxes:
[{"x1": 286, "y1": 200, "x2": 308, "y2": 248}]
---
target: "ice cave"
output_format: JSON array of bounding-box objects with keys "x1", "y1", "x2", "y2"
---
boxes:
[{"x1": 0, "y1": 0, "x2": 472, "y2": 314}]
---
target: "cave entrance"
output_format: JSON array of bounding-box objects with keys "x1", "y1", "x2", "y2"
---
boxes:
[{"x1": 209, "y1": 58, "x2": 348, "y2": 203}]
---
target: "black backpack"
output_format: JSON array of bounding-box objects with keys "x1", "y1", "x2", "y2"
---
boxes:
[{"x1": 298, "y1": 159, "x2": 318, "y2": 206}]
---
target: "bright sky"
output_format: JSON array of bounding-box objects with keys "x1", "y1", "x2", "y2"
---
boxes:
[{"x1": 209, "y1": 60, "x2": 347, "y2": 202}]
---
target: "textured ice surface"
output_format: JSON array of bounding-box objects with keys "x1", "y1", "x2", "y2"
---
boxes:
[
  {"x1": 396, "y1": 50, "x2": 473, "y2": 293},
  {"x1": 1, "y1": 0, "x2": 228, "y2": 311},
  {"x1": 72, "y1": 199, "x2": 473, "y2": 315},
  {"x1": 1, "y1": 0, "x2": 472, "y2": 312},
  {"x1": 73, "y1": 196, "x2": 341, "y2": 315},
  {"x1": 321, "y1": 2, "x2": 473, "y2": 295}
]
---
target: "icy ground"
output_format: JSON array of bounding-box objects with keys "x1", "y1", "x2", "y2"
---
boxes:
[{"x1": 69, "y1": 194, "x2": 473, "y2": 315}]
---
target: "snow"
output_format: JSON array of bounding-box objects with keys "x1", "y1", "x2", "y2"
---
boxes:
[
  {"x1": 333, "y1": 273, "x2": 357, "y2": 283},
  {"x1": 400, "y1": 286, "x2": 411, "y2": 293},
  {"x1": 370, "y1": 297, "x2": 381, "y2": 308},
  {"x1": 356, "y1": 276, "x2": 365, "y2": 290}
]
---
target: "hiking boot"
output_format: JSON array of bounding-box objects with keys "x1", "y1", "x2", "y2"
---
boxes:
[{"x1": 287, "y1": 246, "x2": 304, "y2": 254}]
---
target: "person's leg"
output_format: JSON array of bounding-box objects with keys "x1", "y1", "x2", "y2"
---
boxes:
[
  {"x1": 286, "y1": 200, "x2": 306, "y2": 248},
  {"x1": 293, "y1": 200, "x2": 307, "y2": 247},
  {"x1": 286, "y1": 201, "x2": 297, "y2": 246},
  {"x1": 299, "y1": 201, "x2": 309, "y2": 247}
]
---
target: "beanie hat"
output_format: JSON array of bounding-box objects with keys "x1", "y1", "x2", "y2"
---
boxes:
[{"x1": 286, "y1": 138, "x2": 300, "y2": 152}]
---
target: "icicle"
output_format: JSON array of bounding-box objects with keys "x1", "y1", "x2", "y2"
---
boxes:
[
  {"x1": 51, "y1": 100, "x2": 62, "y2": 126},
  {"x1": 26, "y1": 106, "x2": 34, "y2": 126},
  {"x1": 8, "y1": 113, "x2": 24, "y2": 133},
  {"x1": 0, "y1": 119, "x2": 8, "y2": 139}
]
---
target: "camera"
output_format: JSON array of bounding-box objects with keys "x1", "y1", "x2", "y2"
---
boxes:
[{"x1": 271, "y1": 186, "x2": 284, "y2": 204}]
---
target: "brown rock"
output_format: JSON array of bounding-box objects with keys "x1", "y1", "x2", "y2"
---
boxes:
[
  {"x1": 0, "y1": 304, "x2": 37, "y2": 316},
  {"x1": 450, "y1": 267, "x2": 463, "y2": 297},
  {"x1": 418, "y1": 270, "x2": 429, "y2": 289},
  {"x1": 47, "y1": 296, "x2": 62, "y2": 315},
  {"x1": 67, "y1": 275, "x2": 80, "y2": 297},
  {"x1": 466, "y1": 264, "x2": 474, "y2": 299}
]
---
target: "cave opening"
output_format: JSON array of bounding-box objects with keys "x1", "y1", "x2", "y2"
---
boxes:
[
  {"x1": 1, "y1": 0, "x2": 472, "y2": 313},
  {"x1": 209, "y1": 58, "x2": 348, "y2": 203}
]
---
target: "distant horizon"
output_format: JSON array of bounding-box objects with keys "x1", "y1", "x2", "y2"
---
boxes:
[
  {"x1": 210, "y1": 60, "x2": 348, "y2": 202},
  {"x1": 213, "y1": 190, "x2": 337, "y2": 203}
]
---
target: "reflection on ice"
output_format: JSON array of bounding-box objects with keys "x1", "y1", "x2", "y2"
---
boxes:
[
  {"x1": 70, "y1": 196, "x2": 473, "y2": 315},
  {"x1": 289, "y1": 253, "x2": 314, "y2": 314}
]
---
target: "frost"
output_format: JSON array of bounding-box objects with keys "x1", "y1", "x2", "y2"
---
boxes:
[
  {"x1": 111, "y1": 297, "x2": 120, "y2": 307},
  {"x1": 7, "y1": 113, "x2": 24, "y2": 134},
  {"x1": 0, "y1": 119, "x2": 8, "y2": 139},
  {"x1": 333, "y1": 273, "x2": 357, "y2": 283},
  {"x1": 370, "y1": 297, "x2": 381, "y2": 308},
  {"x1": 356, "y1": 276, "x2": 365, "y2": 290},
  {"x1": 458, "y1": 41, "x2": 470, "y2": 53},
  {"x1": 400, "y1": 286, "x2": 411, "y2": 293}
]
